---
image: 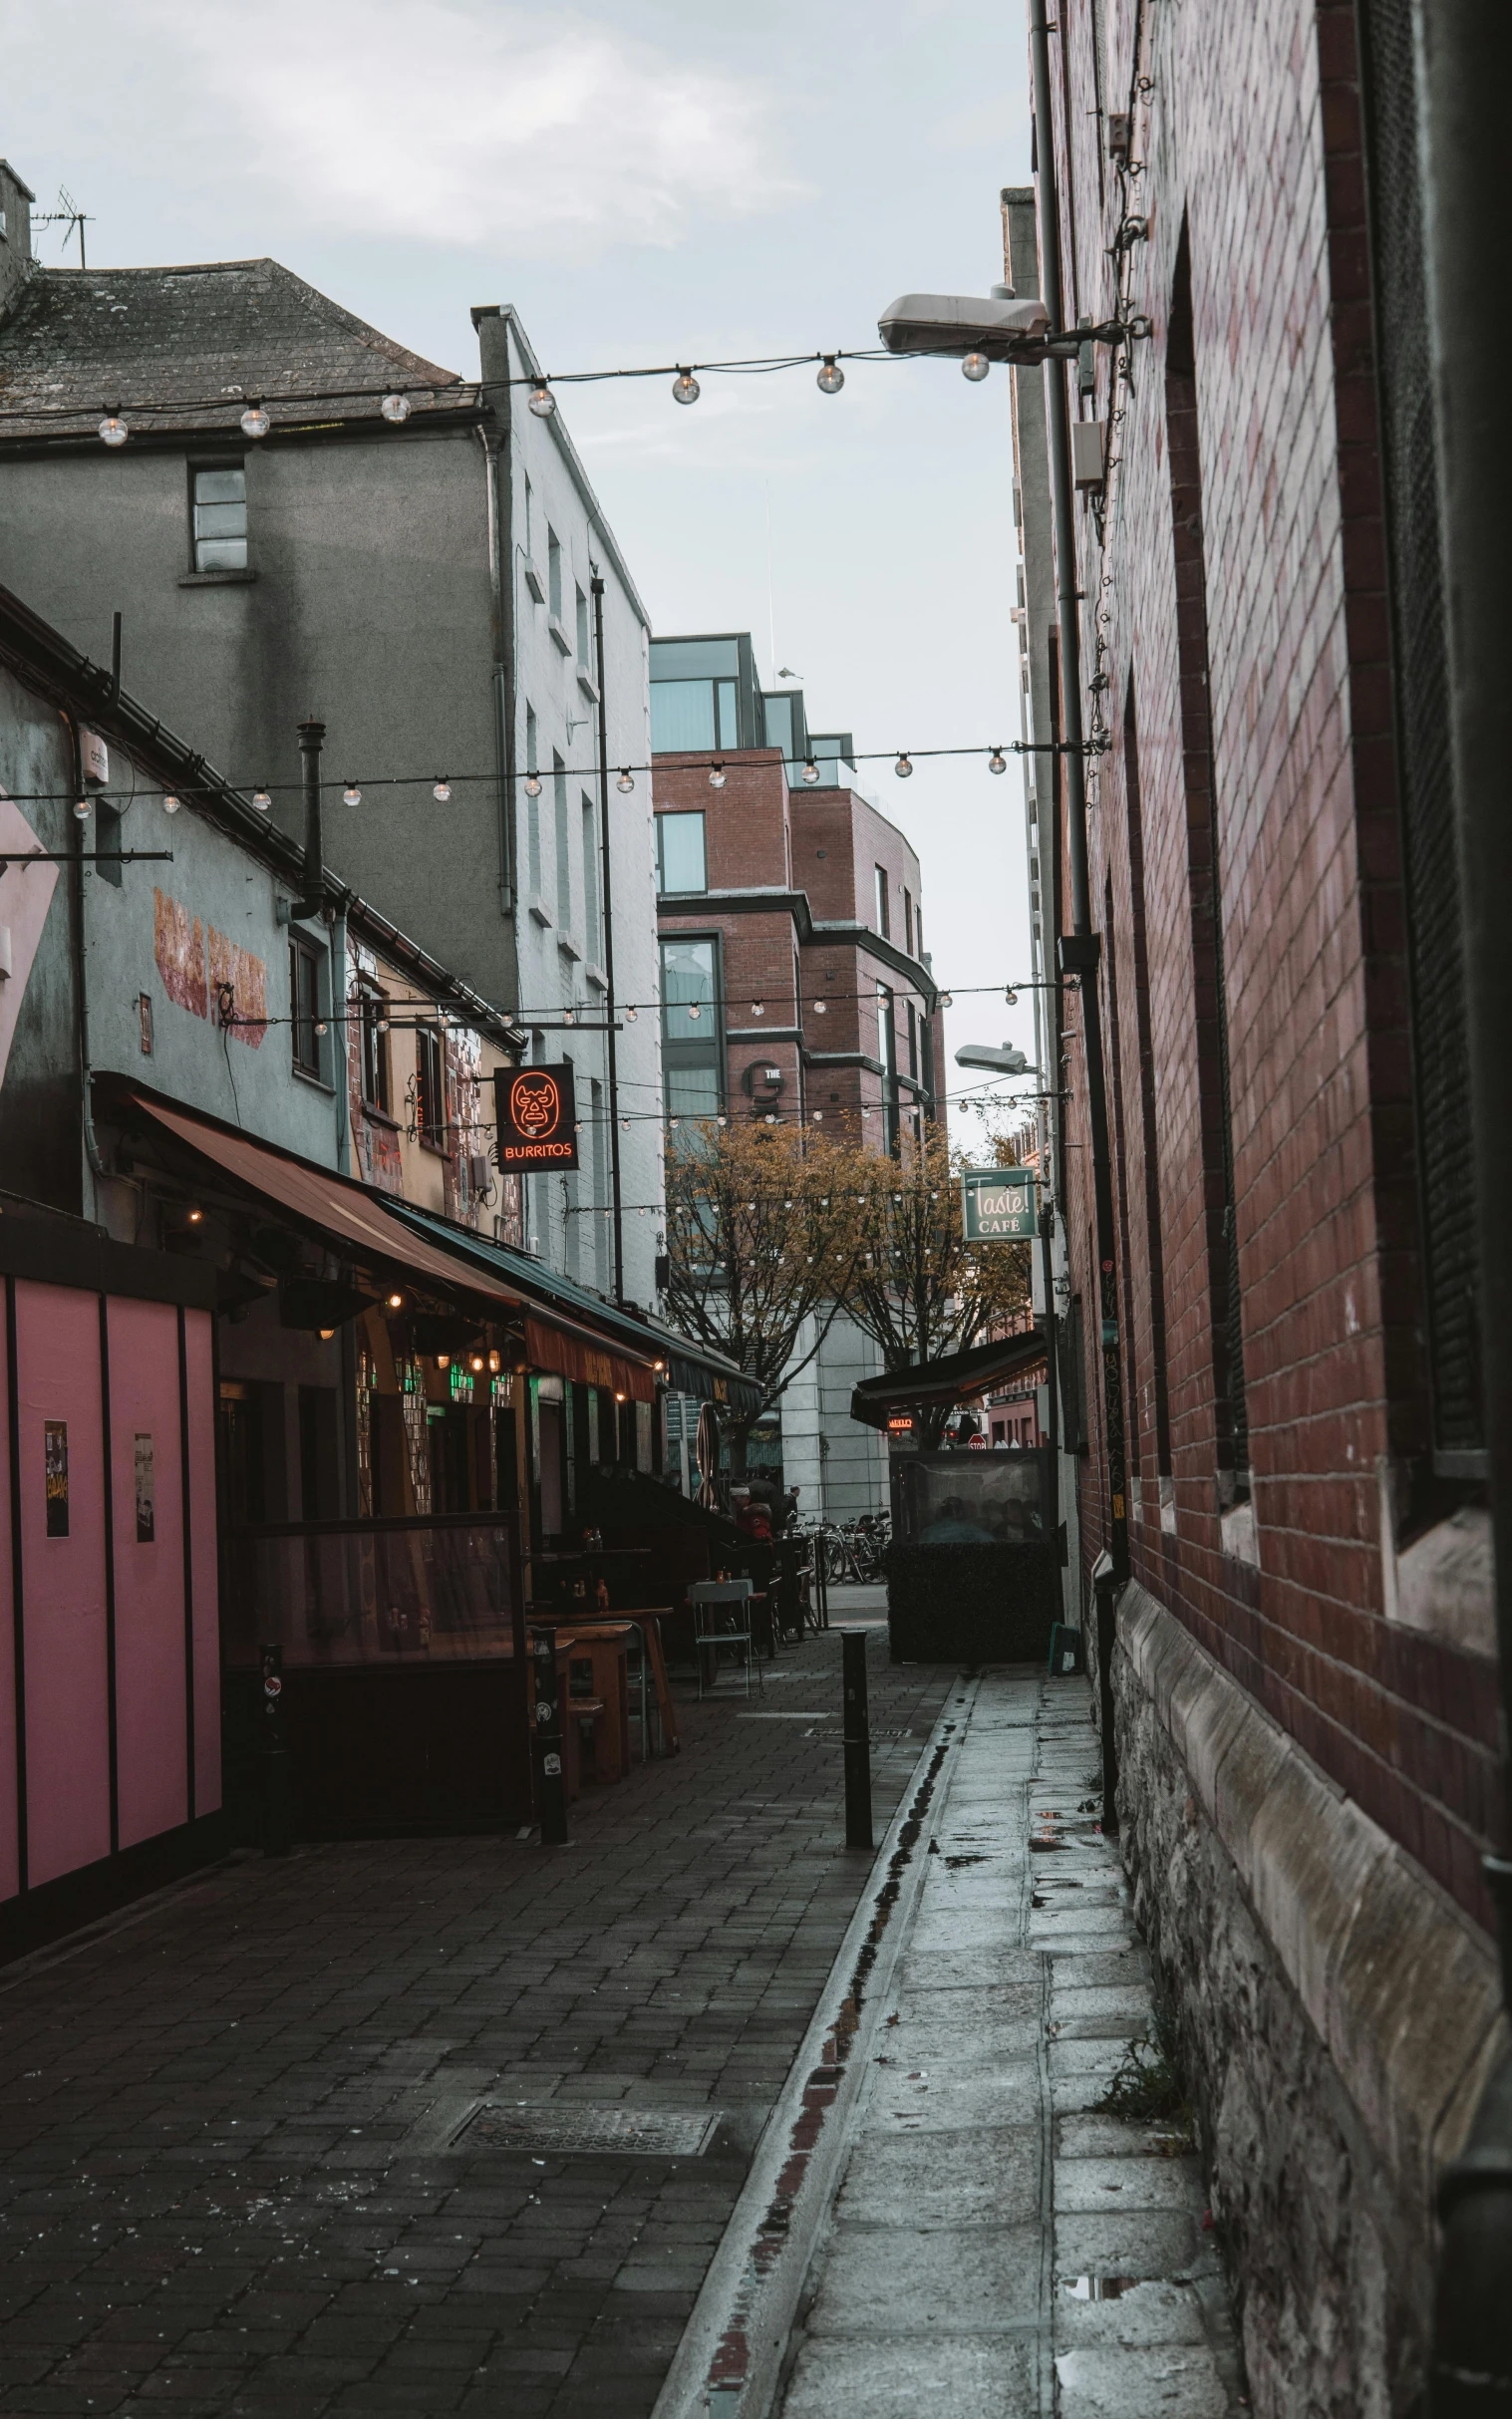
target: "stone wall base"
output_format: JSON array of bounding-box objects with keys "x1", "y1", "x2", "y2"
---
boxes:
[{"x1": 1094, "y1": 1581, "x2": 1507, "y2": 2418}]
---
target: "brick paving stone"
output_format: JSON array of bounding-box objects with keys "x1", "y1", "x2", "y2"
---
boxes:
[{"x1": 0, "y1": 1629, "x2": 953, "y2": 2416}]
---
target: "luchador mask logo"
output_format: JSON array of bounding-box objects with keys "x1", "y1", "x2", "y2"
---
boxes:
[{"x1": 510, "y1": 1069, "x2": 561, "y2": 1139}]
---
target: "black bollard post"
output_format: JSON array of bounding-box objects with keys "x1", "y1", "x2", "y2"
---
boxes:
[
  {"x1": 529, "y1": 1626, "x2": 569, "y2": 1845},
  {"x1": 841, "y1": 1629, "x2": 872, "y2": 1849},
  {"x1": 260, "y1": 1641, "x2": 292, "y2": 1857}
]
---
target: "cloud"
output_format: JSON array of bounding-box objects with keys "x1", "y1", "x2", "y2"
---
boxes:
[{"x1": 11, "y1": 0, "x2": 809, "y2": 263}]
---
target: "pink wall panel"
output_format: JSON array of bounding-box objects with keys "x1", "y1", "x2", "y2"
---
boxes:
[
  {"x1": 184, "y1": 1310, "x2": 221, "y2": 1814},
  {"x1": 0, "y1": 1288, "x2": 19, "y2": 1905},
  {"x1": 15, "y1": 1281, "x2": 111, "y2": 1888},
  {"x1": 108, "y1": 1298, "x2": 188, "y2": 1851}
]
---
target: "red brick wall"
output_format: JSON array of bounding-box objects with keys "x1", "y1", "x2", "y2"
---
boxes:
[
  {"x1": 654, "y1": 752, "x2": 935, "y2": 1149},
  {"x1": 1043, "y1": 0, "x2": 1500, "y2": 1925}
]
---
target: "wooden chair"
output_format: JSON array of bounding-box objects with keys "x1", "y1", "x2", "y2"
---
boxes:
[{"x1": 689, "y1": 1579, "x2": 759, "y2": 1699}]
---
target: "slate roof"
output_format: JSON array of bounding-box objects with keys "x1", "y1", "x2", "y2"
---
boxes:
[{"x1": 0, "y1": 258, "x2": 475, "y2": 443}]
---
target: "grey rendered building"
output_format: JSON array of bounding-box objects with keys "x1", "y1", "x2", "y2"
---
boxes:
[{"x1": 0, "y1": 160, "x2": 663, "y2": 1306}]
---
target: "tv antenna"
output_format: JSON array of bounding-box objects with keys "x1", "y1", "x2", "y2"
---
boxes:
[{"x1": 34, "y1": 186, "x2": 94, "y2": 270}]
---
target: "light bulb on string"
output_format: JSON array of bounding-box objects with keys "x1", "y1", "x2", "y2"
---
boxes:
[
  {"x1": 251, "y1": 786, "x2": 271, "y2": 811},
  {"x1": 895, "y1": 753, "x2": 913, "y2": 778},
  {"x1": 239, "y1": 400, "x2": 271, "y2": 440},
  {"x1": 73, "y1": 796, "x2": 91, "y2": 821},
  {"x1": 812, "y1": 999, "x2": 827, "y2": 1014},
  {"x1": 342, "y1": 780, "x2": 362, "y2": 806},
  {"x1": 939, "y1": 991, "x2": 953, "y2": 1007},
  {"x1": 625, "y1": 1006, "x2": 638, "y2": 1022},
  {"x1": 988, "y1": 748, "x2": 1008, "y2": 774},
  {"x1": 617, "y1": 768, "x2": 634, "y2": 792},
  {"x1": 686, "y1": 1003, "x2": 701, "y2": 1020},
  {"x1": 672, "y1": 368, "x2": 701, "y2": 406},
  {"x1": 99, "y1": 408, "x2": 129, "y2": 448},
  {"x1": 523, "y1": 769, "x2": 541, "y2": 796},
  {"x1": 161, "y1": 793, "x2": 180, "y2": 816},
  {"x1": 1005, "y1": 988, "x2": 1019, "y2": 1007},
  {"x1": 381, "y1": 393, "x2": 412, "y2": 425},
  {"x1": 962, "y1": 352, "x2": 991, "y2": 383},
  {"x1": 816, "y1": 356, "x2": 844, "y2": 395},
  {"x1": 433, "y1": 776, "x2": 452, "y2": 802},
  {"x1": 709, "y1": 761, "x2": 726, "y2": 789},
  {"x1": 751, "y1": 1002, "x2": 764, "y2": 1017},
  {"x1": 801, "y1": 758, "x2": 819, "y2": 784},
  {"x1": 528, "y1": 382, "x2": 556, "y2": 418}
]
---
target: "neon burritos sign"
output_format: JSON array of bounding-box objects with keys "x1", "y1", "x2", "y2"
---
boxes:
[{"x1": 495, "y1": 1063, "x2": 579, "y2": 1169}]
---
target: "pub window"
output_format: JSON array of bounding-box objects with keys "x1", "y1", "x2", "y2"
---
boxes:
[
  {"x1": 417, "y1": 1023, "x2": 449, "y2": 1150},
  {"x1": 191, "y1": 464, "x2": 247, "y2": 572},
  {"x1": 290, "y1": 936, "x2": 322, "y2": 1076},
  {"x1": 358, "y1": 981, "x2": 390, "y2": 1113},
  {"x1": 874, "y1": 865, "x2": 890, "y2": 939},
  {"x1": 660, "y1": 935, "x2": 723, "y2": 1124}
]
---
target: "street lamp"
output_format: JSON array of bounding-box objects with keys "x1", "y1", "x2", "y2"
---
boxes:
[
  {"x1": 954, "y1": 1043, "x2": 1038, "y2": 1075},
  {"x1": 877, "y1": 289, "x2": 1052, "y2": 362}
]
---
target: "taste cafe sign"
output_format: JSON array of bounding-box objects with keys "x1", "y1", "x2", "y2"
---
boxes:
[
  {"x1": 494, "y1": 1063, "x2": 579, "y2": 1169},
  {"x1": 961, "y1": 1167, "x2": 1038, "y2": 1241}
]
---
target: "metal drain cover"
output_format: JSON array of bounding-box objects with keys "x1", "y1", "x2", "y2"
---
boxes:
[{"x1": 453, "y1": 2102, "x2": 723, "y2": 2159}]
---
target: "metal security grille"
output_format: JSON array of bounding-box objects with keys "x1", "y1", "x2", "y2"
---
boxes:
[
  {"x1": 452, "y1": 2103, "x2": 722, "y2": 2159},
  {"x1": 1361, "y1": 0, "x2": 1484, "y2": 1464}
]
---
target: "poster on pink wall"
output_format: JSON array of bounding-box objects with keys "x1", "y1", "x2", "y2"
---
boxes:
[
  {"x1": 135, "y1": 1435, "x2": 154, "y2": 1543},
  {"x1": 44, "y1": 1420, "x2": 68, "y2": 1537}
]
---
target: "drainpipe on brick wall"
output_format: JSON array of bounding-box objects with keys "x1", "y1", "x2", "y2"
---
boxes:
[
  {"x1": 1419, "y1": 5, "x2": 1512, "y2": 2408},
  {"x1": 58, "y1": 706, "x2": 109, "y2": 1194},
  {"x1": 471, "y1": 306, "x2": 517, "y2": 922},
  {"x1": 1029, "y1": 0, "x2": 1130, "y2": 1648}
]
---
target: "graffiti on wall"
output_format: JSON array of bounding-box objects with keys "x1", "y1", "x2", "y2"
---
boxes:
[{"x1": 153, "y1": 889, "x2": 267, "y2": 1047}]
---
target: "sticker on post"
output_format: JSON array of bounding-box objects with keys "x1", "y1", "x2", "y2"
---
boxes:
[{"x1": 543, "y1": 1752, "x2": 562, "y2": 1776}]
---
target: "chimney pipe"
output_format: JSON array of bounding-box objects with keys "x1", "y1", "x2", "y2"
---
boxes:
[{"x1": 284, "y1": 717, "x2": 326, "y2": 922}]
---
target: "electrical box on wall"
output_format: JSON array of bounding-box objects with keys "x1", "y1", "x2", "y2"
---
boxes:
[{"x1": 1071, "y1": 420, "x2": 1106, "y2": 491}]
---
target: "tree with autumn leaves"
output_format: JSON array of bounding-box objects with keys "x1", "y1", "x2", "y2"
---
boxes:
[{"x1": 662, "y1": 1117, "x2": 1032, "y2": 1467}]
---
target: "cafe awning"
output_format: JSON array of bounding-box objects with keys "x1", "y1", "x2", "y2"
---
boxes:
[
  {"x1": 123, "y1": 1092, "x2": 521, "y2": 1313},
  {"x1": 390, "y1": 1205, "x2": 760, "y2": 1415},
  {"x1": 849, "y1": 1331, "x2": 1049, "y2": 1431}
]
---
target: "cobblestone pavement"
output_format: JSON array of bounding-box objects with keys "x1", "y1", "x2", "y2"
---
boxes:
[{"x1": 0, "y1": 1629, "x2": 956, "y2": 2418}]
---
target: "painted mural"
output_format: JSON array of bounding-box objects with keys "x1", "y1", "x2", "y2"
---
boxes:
[{"x1": 152, "y1": 889, "x2": 267, "y2": 1047}]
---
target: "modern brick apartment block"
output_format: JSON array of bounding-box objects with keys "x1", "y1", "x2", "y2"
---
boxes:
[{"x1": 1011, "y1": 2, "x2": 1504, "y2": 2408}]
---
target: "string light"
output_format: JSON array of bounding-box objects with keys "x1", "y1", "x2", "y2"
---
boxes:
[
  {"x1": 816, "y1": 356, "x2": 845, "y2": 395},
  {"x1": 381, "y1": 393, "x2": 413, "y2": 425},
  {"x1": 73, "y1": 796, "x2": 91, "y2": 821},
  {"x1": 98, "y1": 408, "x2": 128, "y2": 448},
  {"x1": 672, "y1": 368, "x2": 701, "y2": 406},
  {"x1": 939, "y1": 991, "x2": 953, "y2": 1007},
  {"x1": 895, "y1": 753, "x2": 913, "y2": 777},
  {"x1": 686, "y1": 1003, "x2": 701, "y2": 1020},
  {"x1": 528, "y1": 382, "x2": 556, "y2": 418},
  {"x1": 523, "y1": 770, "x2": 542, "y2": 796},
  {"x1": 239, "y1": 400, "x2": 271, "y2": 440},
  {"x1": 812, "y1": 1000, "x2": 827, "y2": 1015},
  {"x1": 709, "y1": 761, "x2": 726, "y2": 789},
  {"x1": 251, "y1": 786, "x2": 271, "y2": 811},
  {"x1": 801, "y1": 758, "x2": 819, "y2": 784},
  {"x1": 988, "y1": 748, "x2": 1008, "y2": 774},
  {"x1": 342, "y1": 780, "x2": 362, "y2": 806},
  {"x1": 962, "y1": 352, "x2": 991, "y2": 383},
  {"x1": 751, "y1": 1002, "x2": 764, "y2": 1016},
  {"x1": 162, "y1": 792, "x2": 180, "y2": 816},
  {"x1": 433, "y1": 776, "x2": 453, "y2": 802},
  {"x1": 1006, "y1": 988, "x2": 1019, "y2": 1007},
  {"x1": 617, "y1": 768, "x2": 634, "y2": 792}
]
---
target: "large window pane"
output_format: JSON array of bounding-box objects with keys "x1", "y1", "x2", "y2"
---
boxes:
[
  {"x1": 717, "y1": 682, "x2": 740, "y2": 748},
  {"x1": 650, "y1": 638, "x2": 740, "y2": 680},
  {"x1": 665, "y1": 1062, "x2": 723, "y2": 1122},
  {"x1": 656, "y1": 811, "x2": 707, "y2": 895},
  {"x1": 662, "y1": 938, "x2": 717, "y2": 1037},
  {"x1": 651, "y1": 680, "x2": 717, "y2": 752}
]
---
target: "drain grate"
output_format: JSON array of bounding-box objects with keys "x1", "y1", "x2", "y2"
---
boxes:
[{"x1": 452, "y1": 2102, "x2": 722, "y2": 2159}]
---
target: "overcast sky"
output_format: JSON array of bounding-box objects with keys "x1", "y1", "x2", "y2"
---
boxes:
[{"x1": 5, "y1": 0, "x2": 1039, "y2": 1114}]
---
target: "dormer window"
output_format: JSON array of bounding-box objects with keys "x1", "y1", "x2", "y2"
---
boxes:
[{"x1": 192, "y1": 465, "x2": 247, "y2": 571}]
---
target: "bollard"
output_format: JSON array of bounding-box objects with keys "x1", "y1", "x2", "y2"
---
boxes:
[
  {"x1": 529, "y1": 1626, "x2": 569, "y2": 1845},
  {"x1": 260, "y1": 1641, "x2": 293, "y2": 1857},
  {"x1": 841, "y1": 1628, "x2": 873, "y2": 1849}
]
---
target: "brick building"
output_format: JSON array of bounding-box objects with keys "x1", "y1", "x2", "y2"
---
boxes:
[
  {"x1": 1008, "y1": 3, "x2": 1504, "y2": 2410},
  {"x1": 651, "y1": 634, "x2": 940, "y2": 1513}
]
